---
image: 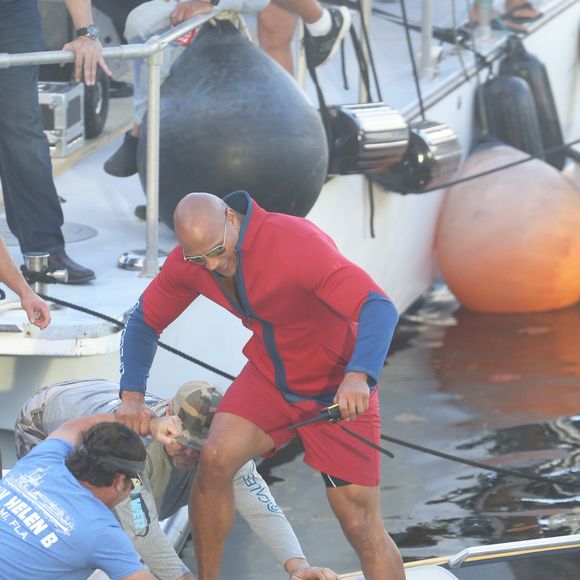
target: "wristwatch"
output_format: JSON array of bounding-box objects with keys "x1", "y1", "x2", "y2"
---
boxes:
[{"x1": 76, "y1": 24, "x2": 101, "y2": 40}]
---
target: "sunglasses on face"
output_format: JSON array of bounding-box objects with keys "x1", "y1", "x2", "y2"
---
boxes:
[{"x1": 183, "y1": 215, "x2": 228, "y2": 265}]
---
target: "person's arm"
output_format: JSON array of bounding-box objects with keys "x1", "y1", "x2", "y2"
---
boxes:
[
  {"x1": 121, "y1": 570, "x2": 157, "y2": 580},
  {"x1": 117, "y1": 297, "x2": 167, "y2": 435},
  {"x1": 63, "y1": 0, "x2": 112, "y2": 85},
  {"x1": 335, "y1": 293, "x2": 399, "y2": 420},
  {"x1": 48, "y1": 413, "x2": 182, "y2": 447},
  {"x1": 232, "y1": 461, "x2": 305, "y2": 567},
  {"x1": 297, "y1": 234, "x2": 399, "y2": 420},
  {"x1": 114, "y1": 487, "x2": 194, "y2": 580},
  {"x1": 88, "y1": 524, "x2": 157, "y2": 580},
  {"x1": 0, "y1": 236, "x2": 51, "y2": 329},
  {"x1": 118, "y1": 250, "x2": 200, "y2": 433},
  {"x1": 233, "y1": 462, "x2": 339, "y2": 579},
  {"x1": 287, "y1": 565, "x2": 339, "y2": 580},
  {"x1": 170, "y1": 0, "x2": 269, "y2": 25}
]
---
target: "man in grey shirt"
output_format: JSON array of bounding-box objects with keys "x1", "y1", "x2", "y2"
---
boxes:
[{"x1": 15, "y1": 379, "x2": 338, "y2": 580}]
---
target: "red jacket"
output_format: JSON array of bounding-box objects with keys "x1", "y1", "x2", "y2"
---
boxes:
[{"x1": 121, "y1": 191, "x2": 398, "y2": 404}]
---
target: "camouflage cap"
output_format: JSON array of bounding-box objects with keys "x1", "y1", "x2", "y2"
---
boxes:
[{"x1": 173, "y1": 381, "x2": 222, "y2": 450}]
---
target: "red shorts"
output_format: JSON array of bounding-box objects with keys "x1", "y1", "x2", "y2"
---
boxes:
[{"x1": 218, "y1": 363, "x2": 381, "y2": 486}]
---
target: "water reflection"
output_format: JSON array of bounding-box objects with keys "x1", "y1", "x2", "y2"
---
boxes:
[{"x1": 391, "y1": 286, "x2": 580, "y2": 557}]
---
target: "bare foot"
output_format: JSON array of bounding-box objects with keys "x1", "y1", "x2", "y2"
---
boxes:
[
  {"x1": 468, "y1": 5, "x2": 528, "y2": 34},
  {"x1": 504, "y1": 1, "x2": 543, "y2": 22}
]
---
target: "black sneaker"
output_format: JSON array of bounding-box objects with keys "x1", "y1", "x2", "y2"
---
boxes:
[
  {"x1": 104, "y1": 131, "x2": 139, "y2": 177},
  {"x1": 47, "y1": 248, "x2": 95, "y2": 284},
  {"x1": 304, "y1": 7, "x2": 352, "y2": 69}
]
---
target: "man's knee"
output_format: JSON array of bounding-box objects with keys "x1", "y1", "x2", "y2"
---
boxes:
[
  {"x1": 339, "y1": 509, "x2": 375, "y2": 542},
  {"x1": 258, "y1": 10, "x2": 297, "y2": 48},
  {"x1": 197, "y1": 439, "x2": 241, "y2": 481}
]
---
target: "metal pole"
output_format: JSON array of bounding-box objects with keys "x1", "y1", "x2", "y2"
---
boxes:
[
  {"x1": 358, "y1": 0, "x2": 372, "y2": 102},
  {"x1": 420, "y1": 0, "x2": 434, "y2": 81},
  {"x1": 141, "y1": 43, "x2": 163, "y2": 277}
]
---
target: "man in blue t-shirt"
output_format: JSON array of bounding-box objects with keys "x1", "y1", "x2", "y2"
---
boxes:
[{"x1": 0, "y1": 412, "x2": 180, "y2": 579}]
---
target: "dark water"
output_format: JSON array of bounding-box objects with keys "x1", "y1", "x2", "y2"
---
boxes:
[{"x1": 182, "y1": 284, "x2": 580, "y2": 578}]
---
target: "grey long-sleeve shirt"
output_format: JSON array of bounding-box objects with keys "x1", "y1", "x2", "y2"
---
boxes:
[{"x1": 15, "y1": 379, "x2": 305, "y2": 580}]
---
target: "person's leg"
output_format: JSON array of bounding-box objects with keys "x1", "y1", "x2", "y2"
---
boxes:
[
  {"x1": 105, "y1": 0, "x2": 185, "y2": 176},
  {"x1": 504, "y1": 0, "x2": 542, "y2": 21},
  {"x1": 258, "y1": 3, "x2": 298, "y2": 75},
  {"x1": 273, "y1": 0, "x2": 322, "y2": 24},
  {"x1": 124, "y1": 0, "x2": 185, "y2": 126},
  {"x1": 191, "y1": 363, "x2": 301, "y2": 579},
  {"x1": 0, "y1": 2, "x2": 94, "y2": 282},
  {"x1": 191, "y1": 412, "x2": 276, "y2": 580},
  {"x1": 273, "y1": 0, "x2": 352, "y2": 68},
  {"x1": 0, "y1": 2, "x2": 64, "y2": 255},
  {"x1": 326, "y1": 484, "x2": 404, "y2": 579}
]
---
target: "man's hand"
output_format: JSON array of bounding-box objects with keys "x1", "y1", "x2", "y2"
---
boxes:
[
  {"x1": 289, "y1": 566, "x2": 340, "y2": 580},
  {"x1": 285, "y1": 558, "x2": 339, "y2": 580},
  {"x1": 20, "y1": 290, "x2": 51, "y2": 329},
  {"x1": 150, "y1": 415, "x2": 183, "y2": 445},
  {"x1": 170, "y1": 0, "x2": 214, "y2": 27},
  {"x1": 62, "y1": 36, "x2": 112, "y2": 86},
  {"x1": 333, "y1": 371, "x2": 370, "y2": 421},
  {"x1": 116, "y1": 391, "x2": 156, "y2": 436}
]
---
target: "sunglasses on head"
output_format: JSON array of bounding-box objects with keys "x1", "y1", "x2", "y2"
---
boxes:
[{"x1": 183, "y1": 214, "x2": 228, "y2": 264}]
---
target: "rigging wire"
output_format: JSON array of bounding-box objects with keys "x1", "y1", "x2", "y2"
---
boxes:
[
  {"x1": 35, "y1": 292, "x2": 236, "y2": 381},
  {"x1": 398, "y1": 0, "x2": 426, "y2": 120},
  {"x1": 418, "y1": 137, "x2": 580, "y2": 194},
  {"x1": 354, "y1": 0, "x2": 383, "y2": 101}
]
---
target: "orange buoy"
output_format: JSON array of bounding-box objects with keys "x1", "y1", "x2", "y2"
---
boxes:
[{"x1": 435, "y1": 143, "x2": 580, "y2": 313}]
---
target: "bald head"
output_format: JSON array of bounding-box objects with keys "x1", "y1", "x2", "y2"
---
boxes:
[
  {"x1": 174, "y1": 193, "x2": 241, "y2": 277},
  {"x1": 174, "y1": 193, "x2": 227, "y2": 245}
]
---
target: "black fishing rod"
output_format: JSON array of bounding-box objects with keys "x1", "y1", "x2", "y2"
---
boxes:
[{"x1": 287, "y1": 404, "x2": 579, "y2": 487}]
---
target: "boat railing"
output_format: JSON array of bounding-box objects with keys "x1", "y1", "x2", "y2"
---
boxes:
[
  {"x1": 448, "y1": 533, "x2": 580, "y2": 568},
  {"x1": 0, "y1": 9, "x2": 219, "y2": 279}
]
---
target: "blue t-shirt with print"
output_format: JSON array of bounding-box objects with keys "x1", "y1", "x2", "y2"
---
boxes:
[{"x1": 0, "y1": 438, "x2": 143, "y2": 579}]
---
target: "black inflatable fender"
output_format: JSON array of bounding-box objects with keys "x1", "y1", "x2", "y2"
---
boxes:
[
  {"x1": 476, "y1": 74, "x2": 544, "y2": 160},
  {"x1": 138, "y1": 21, "x2": 328, "y2": 228},
  {"x1": 499, "y1": 35, "x2": 566, "y2": 170}
]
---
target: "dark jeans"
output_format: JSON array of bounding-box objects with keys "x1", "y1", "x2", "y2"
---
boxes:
[{"x1": 0, "y1": 0, "x2": 64, "y2": 253}]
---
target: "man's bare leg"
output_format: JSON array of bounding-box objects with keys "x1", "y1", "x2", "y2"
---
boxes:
[
  {"x1": 258, "y1": 3, "x2": 299, "y2": 74},
  {"x1": 327, "y1": 484, "x2": 405, "y2": 579},
  {"x1": 190, "y1": 412, "x2": 275, "y2": 580},
  {"x1": 273, "y1": 0, "x2": 323, "y2": 25}
]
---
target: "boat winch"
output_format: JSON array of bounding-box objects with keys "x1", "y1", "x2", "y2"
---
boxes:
[
  {"x1": 371, "y1": 120, "x2": 462, "y2": 193},
  {"x1": 327, "y1": 102, "x2": 409, "y2": 175}
]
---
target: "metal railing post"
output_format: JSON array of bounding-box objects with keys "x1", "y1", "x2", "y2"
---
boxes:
[
  {"x1": 420, "y1": 0, "x2": 434, "y2": 81},
  {"x1": 141, "y1": 42, "x2": 163, "y2": 277},
  {"x1": 358, "y1": 0, "x2": 372, "y2": 102}
]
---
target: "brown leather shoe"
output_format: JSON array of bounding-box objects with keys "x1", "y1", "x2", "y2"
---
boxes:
[{"x1": 47, "y1": 248, "x2": 95, "y2": 284}]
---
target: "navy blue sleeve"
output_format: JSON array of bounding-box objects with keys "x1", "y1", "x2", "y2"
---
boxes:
[
  {"x1": 119, "y1": 299, "x2": 160, "y2": 395},
  {"x1": 345, "y1": 291, "x2": 399, "y2": 386}
]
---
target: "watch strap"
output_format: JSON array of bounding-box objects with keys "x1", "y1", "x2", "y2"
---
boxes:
[{"x1": 76, "y1": 25, "x2": 99, "y2": 39}]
